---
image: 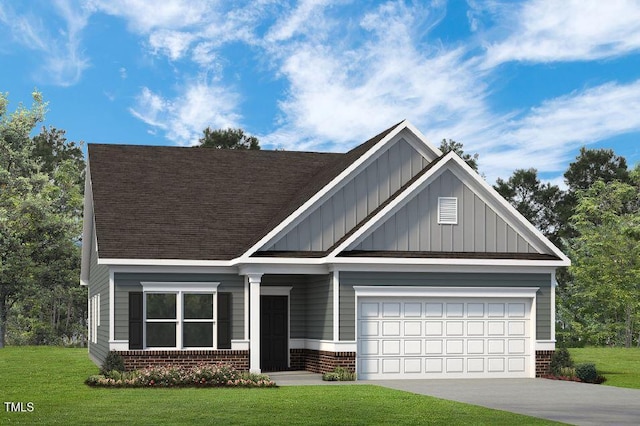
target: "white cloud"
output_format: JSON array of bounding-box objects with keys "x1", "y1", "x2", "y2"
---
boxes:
[
  {"x1": 482, "y1": 0, "x2": 640, "y2": 67},
  {"x1": 148, "y1": 30, "x2": 195, "y2": 61},
  {"x1": 265, "y1": 0, "x2": 332, "y2": 43},
  {"x1": 130, "y1": 80, "x2": 241, "y2": 146},
  {"x1": 0, "y1": 0, "x2": 91, "y2": 86}
]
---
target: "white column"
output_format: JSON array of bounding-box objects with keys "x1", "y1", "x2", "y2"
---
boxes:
[
  {"x1": 247, "y1": 273, "x2": 263, "y2": 373},
  {"x1": 551, "y1": 271, "x2": 557, "y2": 345},
  {"x1": 332, "y1": 270, "x2": 339, "y2": 342}
]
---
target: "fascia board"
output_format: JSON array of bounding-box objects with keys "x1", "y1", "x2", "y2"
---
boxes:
[
  {"x1": 79, "y1": 163, "x2": 93, "y2": 286},
  {"x1": 326, "y1": 256, "x2": 569, "y2": 267},
  {"x1": 444, "y1": 154, "x2": 571, "y2": 264},
  {"x1": 236, "y1": 120, "x2": 413, "y2": 260}
]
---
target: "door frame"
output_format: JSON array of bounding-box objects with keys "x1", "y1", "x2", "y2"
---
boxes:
[{"x1": 260, "y1": 286, "x2": 292, "y2": 370}]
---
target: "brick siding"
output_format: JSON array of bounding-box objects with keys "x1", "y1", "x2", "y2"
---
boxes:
[
  {"x1": 116, "y1": 350, "x2": 249, "y2": 371},
  {"x1": 535, "y1": 350, "x2": 554, "y2": 377},
  {"x1": 289, "y1": 349, "x2": 356, "y2": 374}
]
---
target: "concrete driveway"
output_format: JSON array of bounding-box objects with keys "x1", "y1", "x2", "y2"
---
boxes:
[
  {"x1": 270, "y1": 372, "x2": 640, "y2": 425},
  {"x1": 368, "y1": 378, "x2": 640, "y2": 425}
]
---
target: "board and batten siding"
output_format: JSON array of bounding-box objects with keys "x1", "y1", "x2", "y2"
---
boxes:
[
  {"x1": 113, "y1": 273, "x2": 245, "y2": 342},
  {"x1": 338, "y1": 272, "x2": 552, "y2": 341},
  {"x1": 352, "y1": 169, "x2": 540, "y2": 254},
  {"x1": 88, "y1": 233, "x2": 110, "y2": 365},
  {"x1": 266, "y1": 138, "x2": 429, "y2": 252}
]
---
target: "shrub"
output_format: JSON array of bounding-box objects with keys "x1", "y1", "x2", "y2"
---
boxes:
[
  {"x1": 322, "y1": 367, "x2": 356, "y2": 381},
  {"x1": 550, "y1": 348, "x2": 573, "y2": 376},
  {"x1": 86, "y1": 363, "x2": 276, "y2": 388},
  {"x1": 575, "y1": 363, "x2": 598, "y2": 383},
  {"x1": 559, "y1": 367, "x2": 576, "y2": 378},
  {"x1": 101, "y1": 351, "x2": 125, "y2": 375}
]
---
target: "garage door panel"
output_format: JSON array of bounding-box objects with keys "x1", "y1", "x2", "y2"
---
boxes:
[{"x1": 357, "y1": 296, "x2": 532, "y2": 380}]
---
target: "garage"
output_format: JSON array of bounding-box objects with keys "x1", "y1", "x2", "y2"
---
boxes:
[{"x1": 355, "y1": 287, "x2": 537, "y2": 380}]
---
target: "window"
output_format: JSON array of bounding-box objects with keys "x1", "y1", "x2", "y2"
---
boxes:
[
  {"x1": 140, "y1": 282, "x2": 220, "y2": 349},
  {"x1": 438, "y1": 197, "x2": 458, "y2": 224}
]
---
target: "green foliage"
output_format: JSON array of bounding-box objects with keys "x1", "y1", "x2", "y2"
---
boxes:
[
  {"x1": 197, "y1": 127, "x2": 260, "y2": 150},
  {"x1": 101, "y1": 351, "x2": 125, "y2": 374},
  {"x1": 438, "y1": 139, "x2": 479, "y2": 172},
  {"x1": 322, "y1": 366, "x2": 356, "y2": 381},
  {"x1": 559, "y1": 367, "x2": 576, "y2": 378},
  {"x1": 0, "y1": 91, "x2": 86, "y2": 348},
  {"x1": 550, "y1": 348, "x2": 574, "y2": 376},
  {"x1": 570, "y1": 347, "x2": 639, "y2": 389},
  {"x1": 494, "y1": 168, "x2": 563, "y2": 244},
  {"x1": 575, "y1": 363, "x2": 598, "y2": 383},
  {"x1": 86, "y1": 363, "x2": 276, "y2": 388}
]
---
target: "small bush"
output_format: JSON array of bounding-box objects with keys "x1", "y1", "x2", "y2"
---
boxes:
[
  {"x1": 559, "y1": 367, "x2": 576, "y2": 378},
  {"x1": 550, "y1": 348, "x2": 573, "y2": 376},
  {"x1": 575, "y1": 363, "x2": 598, "y2": 383},
  {"x1": 86, "y1": 363, "x2": 276, "y2": 388},
  {"x1": 101, "y1": 352, "x2": 125, "y2": 375},
  {"x1": 322, "y1": 367, "x2": 356, "y2": 381}
]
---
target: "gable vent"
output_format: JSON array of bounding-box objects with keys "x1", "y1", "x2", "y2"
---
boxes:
[{"x1": 438, "y1": 197, "x2": 458, "y2": 224}]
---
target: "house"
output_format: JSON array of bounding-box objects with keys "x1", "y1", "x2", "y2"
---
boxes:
[{"x1": 80, "y1": 120, "x2": 569, "y2": 379}]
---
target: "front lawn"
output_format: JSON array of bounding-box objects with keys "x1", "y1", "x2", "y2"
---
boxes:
[
  {"x1": 569, "y1": 347, "x2": 640, "y2": 389},
  {"x1": 0, "y1": 347, "x2": 557, "y2": 425}
]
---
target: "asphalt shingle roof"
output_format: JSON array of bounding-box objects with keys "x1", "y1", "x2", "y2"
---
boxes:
[{"x1": 88, "y1": 122, "x2": 403, "y2": 260}]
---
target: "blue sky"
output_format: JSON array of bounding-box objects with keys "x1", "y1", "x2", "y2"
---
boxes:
[{"x1": 1, "y1": 0, "x2": 639, "y2": 185}]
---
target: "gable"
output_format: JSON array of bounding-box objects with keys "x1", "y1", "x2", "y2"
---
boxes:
[
  {"x1": 348, "y1": 169, "x2": 541, "y2": 254},
  {"x1": 261, "y1": 132, "x2": 436, "y2": 253}
]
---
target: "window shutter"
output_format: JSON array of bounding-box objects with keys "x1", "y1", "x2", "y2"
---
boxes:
[
  {"x1": 438, "y1": 197, "x2": 458, "y2": 224},
  {"x1": 129, "y1": 292, "x2": 143, "y2": 350},
  {"x1": 217, "y1": 293, "x2": 232, "y2": 349}
]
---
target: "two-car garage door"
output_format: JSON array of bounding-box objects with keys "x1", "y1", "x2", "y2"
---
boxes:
[{"x1": 357, "y1": 297, "x2": 532, "y2": 379}]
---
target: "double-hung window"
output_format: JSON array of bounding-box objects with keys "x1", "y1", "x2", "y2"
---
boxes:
[{"x1": 140, "y1": 282, "x2": 220, "y2": 349}]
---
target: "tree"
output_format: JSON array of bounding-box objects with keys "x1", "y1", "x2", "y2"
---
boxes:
[
  {"x1": 564, "y1": 147, "x2": 630, "y2": 192},
  {"x1": 0, "y1": 91, "x2": 85, "y2": 347},
  {"x1": 438, "y1": 139, "x2": 479, "y2": 172},
  {"x1": 566, "y1": 179, "x2": 640, "y2": 347},
  {"x1": 197, "y1": 127, "x2": 260, "y2": 150},
  {"x1": 493, "y1": 169, "x2": 563, "y2": 243}
]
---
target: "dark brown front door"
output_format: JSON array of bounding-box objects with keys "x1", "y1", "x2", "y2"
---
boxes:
[{"x1": 260, "y1": 296, "x2": 288, "y2": 371}]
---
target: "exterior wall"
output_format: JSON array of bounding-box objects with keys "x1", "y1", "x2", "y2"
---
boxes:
[
  {"x1": 88, "y1": 231, "x2": 110, "y2": 365},
  {"x1": 116, "y1": 350, "x2": 249, "y2": 371},
  {"x1": 113, "y1": 273, "x2": 245, "y2": 344},
  {"x1": 338, "y1": 271, "x2": 551, "y2": 341},
  {"x1": 536, "y1": 350, "x2": 554, "y2": 377},
  {"x1": 261, "y1": 275, "x2": 307, "y2": 338},
  {"x1": 290, "y1": 349, "x2": 356, "y2": 374},
  {"x1": 306, "y1": 275, "x2": 333, "y2": 340},
  {"x1": 266, "y1": 138, "x2": 429, "y2": 251},
  {"x1": 353, "y1": 170, "x2": 538, "y2": 253}
]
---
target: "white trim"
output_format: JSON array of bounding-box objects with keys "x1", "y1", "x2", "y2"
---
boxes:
[
  {"x1": 530, "y1": 294, "x2": 537, "y2": 377},
  {"x1": 243, "y1": 276, "x2": 249, "y2": 341},
  {"x1": 353, "y1": 286, "x2": 539, "y2": 298},
  {"x1": 109, "y1": 340, "x2": 129, "y2": 351},
  {"x1": 551, "y1": 271, "x2": 557, "y2": 342},
  {"x1": 140, "y1": 281, "x2": 220, "y2": 292},
  {"x1": 536, "y1": 340, "x2": 556, "y2": 351},
  {"x1": 79, "y1": 164, "x2": 93, "y2": 286},
  {"x1": 332, "y1": 270, "x2": 339, "y2": 341},
  {"x1": 329, "y1": 263, "x2": 557, "y2": 274},
  {"x1": 247, "y1": 273, "x2": 263, "y2": 373},
  {"x1": 289, "y1": 338, "x2": 357, "y2": 353},
  {"x1": 231, "y1": 340, "x2": 250, "y2": 350},
  {"x1": 260, "y1": 286, "x2": 293, "y2": 296},
  {"x1": 111, "y1": 265, "x2": 239, "y2": 275},
  {"x1": 100, "y1": 258, "x2": 233, "y2": 267},
  {"x1": 109, "y1": 270, "x2": 115, "y2": 343},
  {"x1": 438, "y1": 196, "x2": 458, "y2": 224}
]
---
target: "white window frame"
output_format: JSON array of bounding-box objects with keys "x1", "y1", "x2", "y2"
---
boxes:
[
  {"x1": 438, "y1": 196, "x2": 458, "y2": 224},
  {"x1": 89, "y1": 294, "x2": 100, "y2": 344},
  {"x1": 140, "y1": 282, "x2": 220, "y2": 350}
]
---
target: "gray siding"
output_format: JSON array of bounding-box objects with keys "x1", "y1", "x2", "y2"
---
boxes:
[
  {"x1": 113, "y1": 273, "x2": 245, "y2": 343},
  {"x1": 306, "y1": 275, "x2": 333, "y2": 340},
  {"x1": 353, "y1": 170, "x2": 539, "y2": 253},
  {"x1": 88, "y1": 233, "x2": 110, "y2": 365},
  {"x1": 267, "y1": 138, "x2": 429, "y2": 251},
  {"x1": 338, "y1": 272, "x2": 551, "y2": 341}
]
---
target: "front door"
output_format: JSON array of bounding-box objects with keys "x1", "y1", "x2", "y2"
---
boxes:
[{"x1": 260, "y1": 296, "x2": 288, "y2": 371}]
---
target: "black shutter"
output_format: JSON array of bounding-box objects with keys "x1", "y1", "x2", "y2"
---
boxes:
[
  {"x1": 217, "y1": 293, "x2": 232, "y2": 349},
  {"x1": 129, "y1": 292, "x2": 143, "y2": 350}
]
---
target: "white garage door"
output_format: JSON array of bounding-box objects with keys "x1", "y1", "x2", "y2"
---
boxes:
[{"x1": 357, "y1": 297, "x2": 532, "y2": 379}]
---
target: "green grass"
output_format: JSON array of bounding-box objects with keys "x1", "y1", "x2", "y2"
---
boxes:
[
  {"x1": 569, "y1": 347, "x2": 640, "y2": 389},
  {"x1": 0, "y1": 347, "x2": 557, "y2": 425}
]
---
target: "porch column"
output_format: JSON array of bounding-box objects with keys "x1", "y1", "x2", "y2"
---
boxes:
[{"x1": 247, "y1": 273, "x2": 263, "y2": 373}]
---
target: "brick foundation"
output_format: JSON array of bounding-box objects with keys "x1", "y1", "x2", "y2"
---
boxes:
[
  {"x1": 535, "y1": 350, "x2": 554, "y2": 377},
  {"x1": 289, "y1": 349, "x2": 356, "y2": 374},
  {"x1": 116, "y1": 350, "x2": 249, "y2": 372}
]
